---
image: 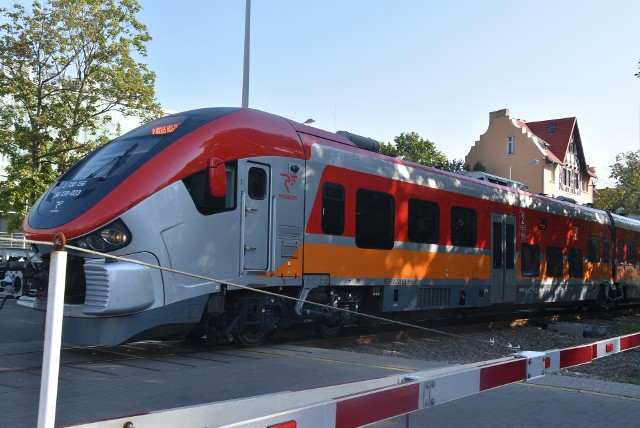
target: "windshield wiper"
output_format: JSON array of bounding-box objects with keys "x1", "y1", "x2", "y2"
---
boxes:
[
  {"x1": 85, "y1": 143, "x2": 139, "y2": 179},
  {"x1": 105, "y1": 143, "x2": 138, "y2": 178}
]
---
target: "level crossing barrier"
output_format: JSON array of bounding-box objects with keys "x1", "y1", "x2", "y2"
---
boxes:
[{"x1": 64, "y1": 332, "x2": 640, "y2": 428}]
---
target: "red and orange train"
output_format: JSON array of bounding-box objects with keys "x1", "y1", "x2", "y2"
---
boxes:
[{"x1": 19, "y1": 108, "x2": 639, "y2": 346}]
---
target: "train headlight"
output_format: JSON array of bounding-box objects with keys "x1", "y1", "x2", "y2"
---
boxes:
[
  {"x1": 101, "y1": 228, "x2": 128, "y2": 245},
  {"x1": 86, "y1": 235, "x2": 106, "y2": 251},
  {"x1": 71, "y1": 219, "x2": 131, "y2": 253}
]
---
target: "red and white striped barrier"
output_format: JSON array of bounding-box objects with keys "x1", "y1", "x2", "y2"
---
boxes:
[{"x1": 67, "y1": 332, "x2": 640, "y2": 428}]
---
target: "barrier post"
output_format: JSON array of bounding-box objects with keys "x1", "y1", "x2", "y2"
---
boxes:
[{"x1": 37, "y1": 234, "x2": 68, "y2": 428}]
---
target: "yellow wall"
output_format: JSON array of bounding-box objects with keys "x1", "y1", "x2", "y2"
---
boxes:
[{"x1": 466, "y1": 109, "x2": 594, "y2": 204}]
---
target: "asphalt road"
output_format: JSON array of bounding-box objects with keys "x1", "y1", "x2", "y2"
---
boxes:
[{"x1": 0, "y1": 297, "x2": 46, "y2": 343}]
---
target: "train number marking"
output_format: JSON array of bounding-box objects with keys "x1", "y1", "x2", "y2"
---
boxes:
[{"x1": 519, "y1": 212, "x2": 526, "y2": 242}]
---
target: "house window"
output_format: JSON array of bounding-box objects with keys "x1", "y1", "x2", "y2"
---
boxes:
[
  {"x1": 547, "y1": 124, "x2": 556, "y2": 133},
  {"x1": 506, "y1": 136, "x2": 515, "y2": 155}
]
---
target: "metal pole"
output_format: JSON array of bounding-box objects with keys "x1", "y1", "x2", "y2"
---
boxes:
[
  {"x1": 241, "y1": 0, "x2": 251, "y2": 108},
  {"x1": 37, "y1": 236, "x2": 68, "y2": 428}
]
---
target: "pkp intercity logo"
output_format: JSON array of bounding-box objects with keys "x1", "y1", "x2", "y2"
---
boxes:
[
  {"x1": 279, "y1": 173, "x2": 298, "y2": 200},
  {"x1": 280, "y1": 173, "x2": 298, "y2": 193}
]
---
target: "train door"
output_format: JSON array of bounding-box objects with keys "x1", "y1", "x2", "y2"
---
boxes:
[
  {"x1": 241, "y1": 161, "x2": 271, "y2": 271},
  {"x1": 490, "y1": 212, "x2": 516, "y2": 303}
]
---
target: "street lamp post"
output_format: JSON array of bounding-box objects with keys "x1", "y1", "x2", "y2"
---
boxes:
[
  {"x1": 509, "y1": 159, "x2": 539, "y2": 180},
  {"x1": 241, "y1": 0, "x2": 251, "y2": 108}
]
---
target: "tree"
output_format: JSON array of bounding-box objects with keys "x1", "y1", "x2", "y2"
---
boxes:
[
  {"x1": 442, "y1": 158, "x2": 466, "y2": 172},
  {"x1": 470, "y1": 161, "x2": 486, "y2": 172},
  {"x1": 0, "y1": 0, "x2": 161, "y2": 229},
  {"x1": 379, "y1": 132, "x2": 449, "y2": 168},
  {"x1": 595, "y1": 150, "x2": 640, "y2": 215}
]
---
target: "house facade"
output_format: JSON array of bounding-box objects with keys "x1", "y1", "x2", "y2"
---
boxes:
[{"x1": 465, "y1": 108, "x2": 596, "y2": 205}]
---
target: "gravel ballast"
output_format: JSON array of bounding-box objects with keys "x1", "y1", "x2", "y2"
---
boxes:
[{"x1": 340, "y1": 313, "x2": 640, "y2": 384}]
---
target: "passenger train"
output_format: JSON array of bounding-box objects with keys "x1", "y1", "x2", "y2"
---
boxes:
[{"x1": 19, "y1": 108, "x2": 640, "y2": 346}]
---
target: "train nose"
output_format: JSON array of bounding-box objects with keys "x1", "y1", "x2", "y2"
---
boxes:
[{"x1": 82, "y1": 259, "x2": 156, "y2": 315}]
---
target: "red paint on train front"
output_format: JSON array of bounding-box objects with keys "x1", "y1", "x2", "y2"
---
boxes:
[{"x1": 23, "y1": 110, "x2": 306, "y2": 241}]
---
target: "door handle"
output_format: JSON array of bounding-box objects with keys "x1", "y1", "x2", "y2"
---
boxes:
[
  {"x1": 245, "y1": 207, "x2": 257, "y2": 213},
  {"x1": 244, "y1": 246, "x2": 256, "y2": 252}
]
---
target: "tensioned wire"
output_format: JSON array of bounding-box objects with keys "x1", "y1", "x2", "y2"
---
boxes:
[{"x1": 0, "y1": 236, "x2": 523, "y2": 353}]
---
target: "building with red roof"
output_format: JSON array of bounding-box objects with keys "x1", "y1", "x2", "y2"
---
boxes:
[{"x1": 465, "y1": 108, "x2": 596, "y2": 204}]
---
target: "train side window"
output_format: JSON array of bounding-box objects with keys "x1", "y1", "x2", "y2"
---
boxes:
[
  {"x1": 505, "y1": 223, "x2": 515, "y2": 269},
  {"x1": 617, "y1": 240, "x2": 626, "y2": 263},
  {"x1": 627, "y1": 241, "x2": 637, "y2": 265},
  {"x1": 322, "y1": 183, "x2": 345, "y2": 235},
  {"x1": 408, "y1": 199, "x2": 439, "y2": 244},
  {"x1": 546, "y1": 246, "x2": 563, "y2": 277},
  {"x1": 602, "y1": 238, "x2": 610, "y2": 263},
  {"x1": 183, "y1": 162, "x2": 237, "y2": 215},
  {"x1": 521, "y1": 243, "x2": 540, "y2": 277},
  {"x1": 450, "y1": 206, "x2": 476, "y2": 247},
  {"x1": 356, "y1": 189, "x2": 394, "y2": 250},
  {"x1": 568, "y1": 248, "x2": 583, "y2": 277},
  {"x1": 587, "y1": 235, "x2": 600, "y2": 263},
  {"x1": 248, "y1": 167, "x2": 267, "y2": 200}
]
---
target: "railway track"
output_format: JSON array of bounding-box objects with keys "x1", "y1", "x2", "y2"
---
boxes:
[
  {"x1": 293, "y1": 305, "x2": 640, "y2": 349},
  {"x1": 1, "y1": 305, "x2": 637, "y2": 375}
]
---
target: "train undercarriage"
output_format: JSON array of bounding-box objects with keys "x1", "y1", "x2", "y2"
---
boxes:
[
  {"x1": 185, "y1": 280, "x2": 632, "y2": 347},
  {"x1": 187, "y1": 286, "x2": 363, "y2": 347}
]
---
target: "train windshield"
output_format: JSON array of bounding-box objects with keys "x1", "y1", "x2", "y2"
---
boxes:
[
  {"x1": 65, "y1": 116, "x2": 188, "y2": 180},
  {"x1": 29, "y1": 107, "x2": 241, "y2": 229}
]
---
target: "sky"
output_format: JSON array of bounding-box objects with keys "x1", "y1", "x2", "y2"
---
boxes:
[{"x1": 136, "y1": 0, "x2": 640, "y2": 188}]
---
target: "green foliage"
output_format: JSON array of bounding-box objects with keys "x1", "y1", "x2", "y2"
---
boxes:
[
  {"x1": 595, "y1": 151, "x2": 640, "y2": 215},
  {"x1": 471, "y1": 161, "x2": 486, "y2": 172},
  {"x1": 441, "y1": 158, "x2": 466, "y2": 172},
  {"x1": 0, "y1": 0, "x2": 162, "y2": 230},
  {"x1": 379, "y1": 132, "x2": 449, "y2": 168}
]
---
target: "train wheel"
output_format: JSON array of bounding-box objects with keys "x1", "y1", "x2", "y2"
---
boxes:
[
  {"x1": 315, "y1": 321, "x2": 343, "y2": 339},
  {"x1": 235, "y1": 327, "x2": 268, "y2": 347}
]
